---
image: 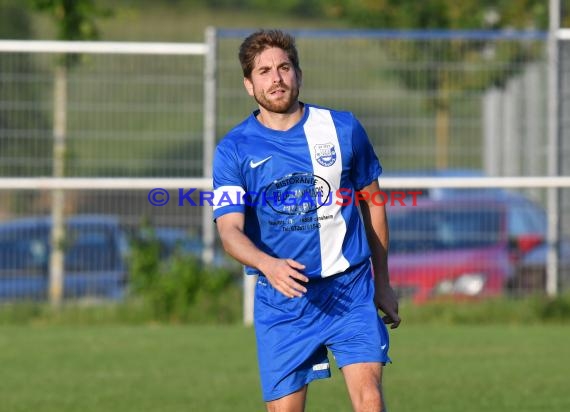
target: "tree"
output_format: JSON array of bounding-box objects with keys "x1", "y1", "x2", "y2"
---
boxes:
[
  {"x1": 0, "y1": 1, "x2": 52, "y2": 177},
  {"x1": 30, "y1": 0, "x2": 111, "y2": 306},
  {"x1": 327, "y1": 0, "x2": 548, "y2": 168},
  {"x1": 327, "y1": 0, "x2": 548, "y2": 30}
]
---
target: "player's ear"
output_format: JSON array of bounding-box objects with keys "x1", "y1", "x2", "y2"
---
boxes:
[
  {"x1": 243, "y1": 77, "x2": 254, "y2": 97},
  {"x1": 296, "y1": 68, "x2": 303, "y2": 87}
]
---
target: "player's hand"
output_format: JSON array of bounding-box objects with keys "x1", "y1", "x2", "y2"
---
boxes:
[
  {"x1": 374, "y1": 284, "x2": 401, "y2": 329},
  {"x1": 260, "y1": 258, "x2": 308, "y2": 298}
]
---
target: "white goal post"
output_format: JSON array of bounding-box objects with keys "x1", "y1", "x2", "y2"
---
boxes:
[{"x1": 1, "y1": 176, "x2": 570, "y2": 190}]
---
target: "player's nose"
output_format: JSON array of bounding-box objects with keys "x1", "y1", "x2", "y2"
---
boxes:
[{"x1": 271, "y1": 68, "x2": 283, "y2": 83}]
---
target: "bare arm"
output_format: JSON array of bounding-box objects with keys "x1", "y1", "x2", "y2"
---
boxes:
[
  {"x1": 358, "y1": 180, "x2": 401, "y2": 329},
  {"x1": 216, "y1": 212, "x2": 309, "y2": 298}
]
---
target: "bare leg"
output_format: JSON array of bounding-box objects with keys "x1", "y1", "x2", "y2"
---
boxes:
[
  {"x1": 341, "y1": 362, "x2": 385, "y2": 412},
  {"x1": 266, "y1": 385, "x2": 308, "y2": 412}
]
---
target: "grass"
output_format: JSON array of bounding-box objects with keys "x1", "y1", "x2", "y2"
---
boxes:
[
  {"x1": 0, "y1": 323, "x2": 569, "y2": 412},
  {"x1": 30, "y1": 2, "x2": 350, "y2": 42},
  {"x1": 2, "y1": 293, "x2": 570, "y2": 326}
]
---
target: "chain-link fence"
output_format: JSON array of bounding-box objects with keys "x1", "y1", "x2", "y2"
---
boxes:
[
  {"x1": 0, "y1": 44, "x2": 207, "y2": 179},
  {"x1": 0, "y1": 30, "x2": 568, "y2": 304},
  {"x1": 217, "y1": 30, "x2": 549, "y2": 176}
]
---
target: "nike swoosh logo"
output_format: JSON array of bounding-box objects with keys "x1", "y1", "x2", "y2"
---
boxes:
[
  {"x1": 249, "y1": 156, "x2": 272, "y2": 168},
  {"x1": 380, "y1": 344, "x2": 387, "y2": 350}
]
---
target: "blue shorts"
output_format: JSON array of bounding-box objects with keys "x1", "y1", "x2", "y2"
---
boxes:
[{"x1": 253, "y1": 261, "x2": 391, "y2": 402}]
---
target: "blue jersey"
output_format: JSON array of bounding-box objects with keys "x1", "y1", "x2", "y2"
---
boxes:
[{"x1": 212, "y1": 103, "x2": 382, "y2": 279}]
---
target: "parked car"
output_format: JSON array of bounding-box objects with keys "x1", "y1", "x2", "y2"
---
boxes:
[
  {"x1": 381, "y1": 168, "x2": 505, "y2": 200},
  {"x1": 382, "y1": 169, "x2": 550, "y2": 295},
  {"x1": 127, "y1": 225, "x2": 241, "y2": 282},
  {"x1": 387, "y1": 199, "x2": 513, "y2": 303},
  {"x1": 513, "y1": 239, "x2": 570, "y2": 293},
  {"x1": 0, "y1": 215, "x2": 129, "y2": 301},
  {"x1": 148, "y1": 226, "x2": 236, "y2": 271},
  {"x1": 482, "y1": 191, "x2": 546, "y2": 260}
]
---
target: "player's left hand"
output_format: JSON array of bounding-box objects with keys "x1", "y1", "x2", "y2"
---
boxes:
[{"x1": 374, "y1": 284, "x2": 401, "y2": 329}]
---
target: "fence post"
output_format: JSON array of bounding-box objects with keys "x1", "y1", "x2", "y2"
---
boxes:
[
  {"x1": 243, "y1": 270, "x2": 256, "y2": 326},
  {"x1": 546, "y1": 0, "x2": 560, "y2": 296},
  {"x1": 49, "y1": 64, "x2": 67, "y2": 307},
  {"x1": 524, "y1": 64, "x2": 543, "y2": 177},
  {"x1": 483, "y1": 87, "x2": 502, "y2": 176},
  {"x1": 202, "y1": 26, "x2": 217, "y2": 265},
  {"x1": 503, "y1": 77, "x2": 521, "y2": 176}
]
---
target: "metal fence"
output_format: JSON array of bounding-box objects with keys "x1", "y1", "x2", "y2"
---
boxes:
[
  {"x1": 217, "y1": 29, "x2": 549, "y2": 176},
  {"x1": 0, "y1": 30, "x2": 554, "y2": 179},
  {"x1": 216, "y1": 29, "x2": 569, "y2": 312},
  {"x1": 0, "y1": 40, "x2": 214, "y2": 179},
  {"x1": 559, "y1": 31, "x2": 570, "y2": 267},
  {"x1": 0, "y1": 29, "x2": 568, "y2": 305}
]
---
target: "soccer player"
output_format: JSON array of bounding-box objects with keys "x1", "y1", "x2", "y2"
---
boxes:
[{"x1": 212, "y1": 29, "x2": 400, "y2": 412}]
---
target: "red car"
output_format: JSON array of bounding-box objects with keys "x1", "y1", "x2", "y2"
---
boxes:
[{"x1": 386, "y1": 199, "x2": 512, "y2": 304}]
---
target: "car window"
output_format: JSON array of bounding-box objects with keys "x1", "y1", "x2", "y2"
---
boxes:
[
  {"x1": 153, "y1": 228, "x2": 203, "y2": 260},
  {"x1": 522, "y1": 203, "x2": 547, "y2": 235},
  {"x1": 508, "y1": 202, "x2": 547, "y2": 236},
  {"x1": 65, "y1": 227, "x2": 118, "y2": 271},
  {"x1": 389, "y1": 208, "x2": 503, "y2": 253},
  {"x1": 0, "y1": 227, "x2": 49, "y2": 270},
  {"x1": 160, "y1": 237, "x2": 203, "y2": 260}
]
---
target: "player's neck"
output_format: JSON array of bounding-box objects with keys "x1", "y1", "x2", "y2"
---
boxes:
[{"x1": 257, "y1": 102, "x2": 303, "y2": 131}]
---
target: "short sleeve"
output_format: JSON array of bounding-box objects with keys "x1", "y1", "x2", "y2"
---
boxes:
[
  {"x1": 349, "y1": 115, "x2": 382, "y2": 190},
  {"x1": 212, "y1": 140, "x2": 246, "y2": 220}
]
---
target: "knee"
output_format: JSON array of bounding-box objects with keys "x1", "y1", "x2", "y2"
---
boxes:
[{"x1": 352, "y1": 385, "x2": 384, "y2": 412}]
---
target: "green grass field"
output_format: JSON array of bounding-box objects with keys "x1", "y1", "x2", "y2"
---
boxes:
[{"x1": 1, "y1": 324, "x2": 569, "y2": 412}]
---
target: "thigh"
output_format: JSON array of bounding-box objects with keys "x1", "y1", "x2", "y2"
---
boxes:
[
  {"x1": 341, "y1": 362, "x2": 385, "y2": 412},
  {"x1": 342, "y1": 361, "x2": 383, "y2": 391},
  {"x1": 266, "y1": 385, "x2": 308, "y2": 412}
]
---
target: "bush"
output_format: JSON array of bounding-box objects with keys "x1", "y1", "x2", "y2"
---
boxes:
[
  {"x1": 128, "y1": 231, "x2": 242, "y2": 323},
  {"x1": 535, "y1": 293, "x2": 570, "y2": 321}
]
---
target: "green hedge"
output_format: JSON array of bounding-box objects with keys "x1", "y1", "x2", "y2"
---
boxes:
[{"x1": 126, "y1": 229, "x2": 242, "y2": 324}]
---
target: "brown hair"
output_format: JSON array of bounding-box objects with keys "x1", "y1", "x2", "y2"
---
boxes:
[{"x1": 238, "y1": 29, "x2": 301, "y2": 78}]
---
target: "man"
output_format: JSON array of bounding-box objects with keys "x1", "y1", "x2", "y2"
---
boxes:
[{"x1": 212, "y1": 29, "x2": 400, "y2": 412}]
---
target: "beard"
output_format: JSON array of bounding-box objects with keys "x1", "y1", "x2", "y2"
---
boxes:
[{"x1": 253, "y1": 83, "x2": 300, "y2": 114}]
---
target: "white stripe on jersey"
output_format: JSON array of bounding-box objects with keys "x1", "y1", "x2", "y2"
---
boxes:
[
  {"x1": 304, "y1": 107, "x2": 350, "y2": 277},
  {"x1": 213, "y1": 186, "x2": 245, "y2": 210}
]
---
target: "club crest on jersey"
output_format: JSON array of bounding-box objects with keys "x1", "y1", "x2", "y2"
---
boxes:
[{"x1": 314, "y1": 143, "x2": 336, "y2": 167}]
